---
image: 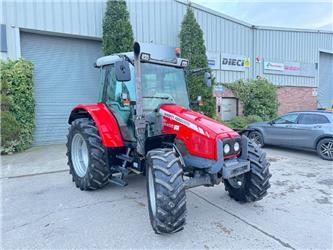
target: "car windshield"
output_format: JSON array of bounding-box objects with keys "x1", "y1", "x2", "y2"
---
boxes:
[{"x1": 141, "y1": 62, "x2": 189, "y2": 111}]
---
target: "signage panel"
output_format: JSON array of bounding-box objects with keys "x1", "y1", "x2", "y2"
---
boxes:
[
  {"x1": 221, "y1": 53, "x2": 250, "y2": 72},
  {"x1": 264, "y1": 60, "x2": 316, "y2": 77}
]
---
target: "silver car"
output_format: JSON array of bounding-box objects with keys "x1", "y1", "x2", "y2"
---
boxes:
[{"x1": 246, "y1": 111, "x2": 333, "y2": 160}]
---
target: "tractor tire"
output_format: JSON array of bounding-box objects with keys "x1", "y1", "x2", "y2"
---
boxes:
[
  {"x1": 66, "y1": 118, "x2": 111, "y2": 191},
  {"x1": 146, "y1": 148, "x2": 186, "y2": 234},
  {"x1": 224, "y1": 139, "x2": 271, "y2": 202}
]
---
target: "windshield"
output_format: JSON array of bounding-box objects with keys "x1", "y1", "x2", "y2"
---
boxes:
[{"x1": 141, "y1": 63, "x2": 189, "y2": 111}]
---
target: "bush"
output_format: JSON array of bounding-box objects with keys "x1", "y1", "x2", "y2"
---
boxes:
[
  {"x1": 222, "y1": 115, "x2": 263, "y2": 129},
  {"x1": 1, "y1": 59, "x2": 35, "y2": 153},
  {"x1": 1, "y1": 112, "x2": 20, "y2": 154},
  {"x1": 225, "y1": 78, "x2": 278, "y2": 120}
]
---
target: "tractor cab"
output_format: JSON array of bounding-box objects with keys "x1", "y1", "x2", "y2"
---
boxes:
[{"x1": 95, "y1": 43, "x2": 191, "y2": 144}]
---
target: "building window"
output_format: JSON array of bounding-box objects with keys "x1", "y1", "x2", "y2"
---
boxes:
[{"x1": 1, "y1": 24, "x2": 7, "y2": 52}]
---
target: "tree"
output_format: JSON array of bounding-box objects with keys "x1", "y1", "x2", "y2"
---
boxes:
[
  {"x1": 102, "y1": 0, "x2": 134, "y2": 55},
  {"x1": 179, "y1": 6, "x2": 215, "y2": 117}
]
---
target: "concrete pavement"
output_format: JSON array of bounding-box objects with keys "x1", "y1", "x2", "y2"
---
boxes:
[{"x1": 1, "y1": 145, "x2": 332, "y2": 249}]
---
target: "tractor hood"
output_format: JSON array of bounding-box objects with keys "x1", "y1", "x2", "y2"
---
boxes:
[{"x1": 159, "y1": 104, "x2": 239, "y2": 140}]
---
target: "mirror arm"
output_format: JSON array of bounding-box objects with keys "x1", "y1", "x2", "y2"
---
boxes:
[
  {"x1": 119, "y1": 54, "x2": 134, "y2": 66},
  {"x1": 185, "y1": 67, "x2": 210, "y2": 75}
]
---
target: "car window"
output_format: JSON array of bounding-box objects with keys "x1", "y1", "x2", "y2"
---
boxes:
[
  {"x1": 298, "y1": 114, "x2": 330, "y2": 124},
  {"x1": 274, "y1": 114, "x2": 298, "y2": 124}
]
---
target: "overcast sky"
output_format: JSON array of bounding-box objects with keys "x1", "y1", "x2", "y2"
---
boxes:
[{"x1": 190, "y1": 0, "x2": 333, "y2": 31}]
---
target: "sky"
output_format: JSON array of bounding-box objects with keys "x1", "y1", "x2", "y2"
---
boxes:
[{"x1": 190, "y1": 0, "x2": 333, "y2": 31}]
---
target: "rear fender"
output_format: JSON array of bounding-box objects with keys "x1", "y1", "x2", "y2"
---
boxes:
[{"x1": 68, "y1": 103, "x2": 124, "y2": 147}]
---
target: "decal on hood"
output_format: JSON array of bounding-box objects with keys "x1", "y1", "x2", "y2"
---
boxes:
[{"x1": 160, "y1": 109, "x2": 209, "y2": 137}]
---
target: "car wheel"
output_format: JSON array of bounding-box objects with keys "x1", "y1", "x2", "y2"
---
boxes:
[
  {"x1": 317, "y1": 138, "x2": 333, "y2": 161},
  {"x1": 248, "y1": 131, "x2": 264, "y2": 147}
]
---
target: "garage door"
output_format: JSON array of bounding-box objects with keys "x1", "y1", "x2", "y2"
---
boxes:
[
  {"x1": 21, "y1": 32, "x2": 102, "y2": 145},
  {"x1": 318, "y1": 52, "x2": 333, "y2": 109}
]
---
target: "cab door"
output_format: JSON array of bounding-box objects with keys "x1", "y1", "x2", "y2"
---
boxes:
[{"x1": 101, "y1": 64, "x2": 136, "y2": 142}]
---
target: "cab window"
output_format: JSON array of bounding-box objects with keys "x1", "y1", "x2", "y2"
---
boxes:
[{"x1": 103, "y1": 64, "x2": 136, "y2": 105}]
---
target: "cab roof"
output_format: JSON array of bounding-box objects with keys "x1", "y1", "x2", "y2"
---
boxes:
[{"x1": 96, "y1": 52, "x2": 133, "y2": 67}]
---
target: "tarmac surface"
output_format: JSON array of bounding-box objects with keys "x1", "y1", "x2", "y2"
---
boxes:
[{"x1": 1, "y1": 144, "x2": 332, "y2": 249}]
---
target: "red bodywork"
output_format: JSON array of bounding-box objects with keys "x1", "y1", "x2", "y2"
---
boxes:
[
  {"x1": 70, "y1": 103, "x2": 240, "y2": 160},
  {"x1": 71, "y1": 103, "x2": 124, "y2": 147},
  {"x1": 160, "y1": 105, "x2": 240, "y2": 160}
]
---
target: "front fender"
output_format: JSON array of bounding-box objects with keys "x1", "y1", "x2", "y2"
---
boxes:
[{"x1": 68, "y1": 103, "x2": 124, "y2": 147}]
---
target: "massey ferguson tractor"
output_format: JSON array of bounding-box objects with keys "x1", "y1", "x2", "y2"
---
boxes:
[{"x1": 66, "y1": 42, "x2": 271, "y2": 234}]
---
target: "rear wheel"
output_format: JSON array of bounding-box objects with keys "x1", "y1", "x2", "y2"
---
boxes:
[
  {"x1": 317, "y1": 138, "x2": 333, "y2": 161},
  {"x1": 66, "y1": 118, "x2": 111, "y2": 190},
  {"x1": 146, "y1": 148, "x2": 186, "y2": 234},
  {"x1": 224, "y1": 139, "x2": 271, "y2": 202},
  {"x1": 248, "y1": 131, "x2": 264, "y2": 147}
]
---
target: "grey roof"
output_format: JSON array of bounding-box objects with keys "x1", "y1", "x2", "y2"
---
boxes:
[{"x1": 96, "y1": 52, "x2": 133, "y2": 67}]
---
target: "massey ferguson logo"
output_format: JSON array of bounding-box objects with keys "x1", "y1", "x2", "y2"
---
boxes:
[{"x1": 222, "y1": 57, "x2": 244, "y2": 66}]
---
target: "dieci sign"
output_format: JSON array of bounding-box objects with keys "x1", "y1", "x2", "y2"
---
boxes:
[{"x1": 221, "y1": 54, "x2": 250, "y2": 72}]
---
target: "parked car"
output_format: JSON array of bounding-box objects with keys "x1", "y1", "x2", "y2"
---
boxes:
[{"x1": 246, "y1": 111, "x2": 333, "y2": 160}]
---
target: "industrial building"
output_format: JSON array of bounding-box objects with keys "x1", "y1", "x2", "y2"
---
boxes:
[{"x1": 1, "y1": 0, "x2": 332, "y2": 145}]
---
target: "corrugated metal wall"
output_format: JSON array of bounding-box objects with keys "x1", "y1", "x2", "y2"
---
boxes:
[
  {"x1": 2, "y1": 0, "x2": 333, "y2": 87},
  {"x1": 254, "y1": 28, "x2": 333, "y2": 87}
]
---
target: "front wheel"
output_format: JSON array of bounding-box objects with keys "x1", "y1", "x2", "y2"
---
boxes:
[
  {"x1": 317, "y1": 138, "x2": 333, "y2": 161},
  {"x1": 224, "y1": 139, "x2": 271, "y2": 202},
  {"x1": 146, "y1": 148, "x2": 186, "y2": 234}
]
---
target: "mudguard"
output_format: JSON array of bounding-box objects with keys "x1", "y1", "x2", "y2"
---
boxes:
[{"x1": 68, "y1": 103, "x2": 124, "y2": 147}]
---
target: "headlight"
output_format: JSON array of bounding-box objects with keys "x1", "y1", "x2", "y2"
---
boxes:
[
  {"x1": 223, "y1": 143, "x2": 231, "y2": 154},
  {"x1": 234, "y1": 141, "x2": 240, "y2": 152}
]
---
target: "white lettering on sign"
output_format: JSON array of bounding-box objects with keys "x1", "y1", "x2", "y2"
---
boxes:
[{"x1": 264, "y1": 61, "x2": 284, "y2": 71}]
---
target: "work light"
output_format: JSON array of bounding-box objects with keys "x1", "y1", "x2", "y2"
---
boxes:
[
  {"x1": 140, "y1": 53, "x2": 151, "y2": 61},
  {"x1": 234, "y1": 141, "x2": 240, "y2": 152},
  {"x1": 223, "y1": 143, "x2": 231, "y2": 155}
]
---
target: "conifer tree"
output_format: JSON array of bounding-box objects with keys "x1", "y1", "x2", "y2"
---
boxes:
[
  {"x1": 179, "y1": 6, "x2": 215, "y2": 117},
  {"x1": 102, "y1": 0, "x2": 134, "y2": 55}
]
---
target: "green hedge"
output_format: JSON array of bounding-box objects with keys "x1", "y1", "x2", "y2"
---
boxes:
[
  {"x1": 222, "y1": 115, "x2": 263, "y2": 129},
  {"x1": 225, "y1": 78, "x2": 278, "y2": 120},
  {"x1": 1, "y1": 59, "x2": 35, "y2": 154}
]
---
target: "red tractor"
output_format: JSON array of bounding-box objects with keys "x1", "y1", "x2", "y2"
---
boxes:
[{"x1": 66, "y1": 42, "x2": 271, "y2": 234}]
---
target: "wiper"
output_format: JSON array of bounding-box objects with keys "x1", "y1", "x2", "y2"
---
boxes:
[{"x1": 143, "y1": 96, "x2": 170, "y2": 99}]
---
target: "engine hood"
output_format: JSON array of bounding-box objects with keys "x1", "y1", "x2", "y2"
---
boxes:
[{"x1": 160, "y1": 104, "x2": 239, "y2": 139}]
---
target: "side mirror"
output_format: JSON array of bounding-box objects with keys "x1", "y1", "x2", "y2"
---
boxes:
[
  {"x1": 204, "y1": 72, "x2": 212, "y2": 88},
  {"x1": 190, "y1": 96, "x2": 204, "y2": 106},
  {"x1": 115, "y1": 61, "x2": 131, "y2": 82},
  {"x1": 269, "y1": 120, "x2": 275, "y2": 125}
]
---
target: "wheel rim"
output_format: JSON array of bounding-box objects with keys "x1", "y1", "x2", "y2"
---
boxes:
[
  {"x1": 250, "y1": 133, "x2": 262, "y2": 147},
  {"x1": 71, "y1": 133, "x2": 89, "y2": 177},
  {"x1": 148, "y1": 166, "x2": 157, "y2": 216},
  {"x1": 228, "y1": 174, "x2": 245, "y2": 189},
  {"x1": 320, "y1": 141, "x2": 333, "y2": 159}
]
